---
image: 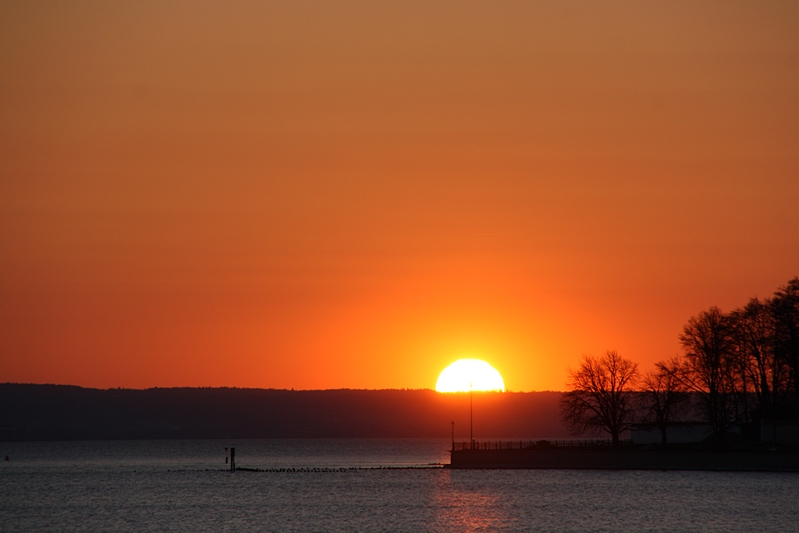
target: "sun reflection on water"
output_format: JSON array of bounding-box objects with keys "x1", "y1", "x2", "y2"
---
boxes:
[{"x1": 432, "y1": 471, "x2": 513, "y2": 532}]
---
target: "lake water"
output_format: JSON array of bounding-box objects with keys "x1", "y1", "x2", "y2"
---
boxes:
[{"x1": 1, "y1": 438, "x2": 798, "y2": 532}]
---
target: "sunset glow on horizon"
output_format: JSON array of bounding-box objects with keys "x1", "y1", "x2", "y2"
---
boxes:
[{"x1": 1, "y1": 2, "x2": 797, "y2": 391}]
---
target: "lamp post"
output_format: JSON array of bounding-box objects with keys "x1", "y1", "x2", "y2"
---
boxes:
[{"x1": 470, "y1": 382, "x2": 474, "y2": 448}]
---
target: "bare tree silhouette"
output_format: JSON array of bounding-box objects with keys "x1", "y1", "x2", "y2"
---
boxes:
[
  {"x1": 729, "y1": 298, "x2": 782, "y2": 420},
  {"x1": 640, "y1": 357, "x2": 689, "y2": 444},
  {"x1": 560, "y1": 350, "x2": 639, "y2": 446},
  {"x1": 679, "y1": 306, "x2": 738, "y2": 433},
  {"x1": 772, "y1": 277, "x2": 799, "y2": 415}
]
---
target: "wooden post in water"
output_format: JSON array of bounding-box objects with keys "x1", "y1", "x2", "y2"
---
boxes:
[
  {"x1": 230, "y1": 447, "x2": 236, "y2": 472},
  {"x1": 451, "y1": 421, "x2": 455, "y2": 451}
]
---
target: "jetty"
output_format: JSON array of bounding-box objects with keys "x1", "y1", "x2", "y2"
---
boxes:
[{"x1": 446, "y1": 439, "x2": 799, "y2": 472}]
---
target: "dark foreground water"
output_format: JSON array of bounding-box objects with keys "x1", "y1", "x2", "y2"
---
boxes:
[{"x1": 1, "y1": 439, "x2": 798, "y2": 532}]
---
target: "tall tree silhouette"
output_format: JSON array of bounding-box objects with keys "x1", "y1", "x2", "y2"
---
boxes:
[
  {"x1": 560, "y1": 350, "x2": 638, "y2": 446},
  {"x1": 641, "y1": 357, "x2": 689, "y2": 444},
  {"x1": 772, "y1": 277, "x2": 799, "y2": 416},
  {"x1": 679, "y1": 306, "x2": 737, "y2": 433},
  {"x1": 729, "y1": 298, "x2": 783, "y2": 420}
]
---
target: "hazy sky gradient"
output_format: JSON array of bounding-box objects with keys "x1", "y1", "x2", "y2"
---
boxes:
[{"x1": 1, "y1": 1, "x2": 797, "y2": 390}]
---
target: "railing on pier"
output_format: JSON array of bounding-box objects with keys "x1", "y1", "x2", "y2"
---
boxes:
[{"x1": 452, "y1": 439, "x2": 632, "y2": 451}]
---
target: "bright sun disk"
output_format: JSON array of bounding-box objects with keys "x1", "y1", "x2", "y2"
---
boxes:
[{"x1": 435, "y1": 359, "x2": 505, "y2": 392}]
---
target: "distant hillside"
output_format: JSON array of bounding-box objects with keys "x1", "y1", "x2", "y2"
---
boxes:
[{"x1": 0, "y1": 384, "x2": 570, "y2": 441}]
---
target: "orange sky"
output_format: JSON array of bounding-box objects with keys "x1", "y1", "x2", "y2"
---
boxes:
[{"x1": 1, "y1": 1, "x2": 798, "y2": 391}]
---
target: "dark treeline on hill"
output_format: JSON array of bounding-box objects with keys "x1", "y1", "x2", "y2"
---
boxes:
[{"x1": 0, "y1": 384, "x2": 569, "y2": 442}]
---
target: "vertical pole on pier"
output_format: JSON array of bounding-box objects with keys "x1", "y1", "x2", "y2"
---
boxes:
[
  {"x1": 470, "y1": 383, "x2": 473, "y2": 448},
  {"x1": 451, "y1": 421, "x2": 455, "y2": 451},
  {"x1": 230, "y1": 447, "x2": 235, "y2": 472}
]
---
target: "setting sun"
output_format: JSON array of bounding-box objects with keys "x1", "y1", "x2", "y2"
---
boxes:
[{"x1": 435, "y1": 359, "x2": 506, "y2": 393}]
